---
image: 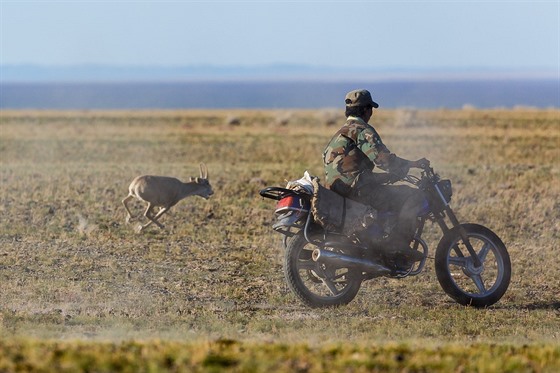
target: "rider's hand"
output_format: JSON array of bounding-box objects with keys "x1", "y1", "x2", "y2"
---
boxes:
[{"x1": 411, "y1": 158, "x2": 430, "y2": 169}]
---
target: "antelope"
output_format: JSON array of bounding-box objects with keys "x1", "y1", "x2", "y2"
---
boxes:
[{"x1": 122, "y1": 163, "x2": 213, "y2": 232}]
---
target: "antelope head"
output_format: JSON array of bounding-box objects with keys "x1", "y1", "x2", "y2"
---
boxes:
[{"x1": 189, "y1": 163, "x2": 213, "y2": 199}]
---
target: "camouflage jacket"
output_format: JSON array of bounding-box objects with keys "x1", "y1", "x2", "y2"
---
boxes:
[{"x1": 322, "y1": 116, "x2": 389, "y2": 191}]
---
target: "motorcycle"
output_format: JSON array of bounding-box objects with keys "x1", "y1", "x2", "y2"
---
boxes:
[{"x1": 259, "y1": 165, "x2": 511, "y2": 308}]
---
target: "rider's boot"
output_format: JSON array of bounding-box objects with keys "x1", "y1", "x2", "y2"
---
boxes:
[{"x1": 385, "y1": 236, "x2": 424, "y2": 264}]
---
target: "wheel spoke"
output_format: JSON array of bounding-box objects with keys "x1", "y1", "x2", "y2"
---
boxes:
[
  {"x1": 331, "y1": 271, "x2": 348, "y2": 282},
  {"x1": 478, "y1": 243, "x2": 491, "y2": 263},
  {"x1": 471, "y1": 274, "x2": 487, "y2": 294},
  {"x1": 448, "y1": 256, "x2": 468, "y2": 267},
  {"x1": 321, "y1": 278, "x2": 340, "y2": 296}
]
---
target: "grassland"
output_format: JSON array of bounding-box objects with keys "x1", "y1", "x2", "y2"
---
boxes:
[{"x1": 0, "y1": 108, "x2": 558, "y2": 372}]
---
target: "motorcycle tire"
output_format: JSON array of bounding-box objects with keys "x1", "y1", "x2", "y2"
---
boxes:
[
  {"x1": 284, "y1": 231, "x2": 362, "y2": 308},
  {"x1": 435, "y1": 223, "x2": 511, "y2": 308}
]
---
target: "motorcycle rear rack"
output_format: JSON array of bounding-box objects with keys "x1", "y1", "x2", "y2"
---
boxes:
[{"x1": 259, "y1": 186, "x2": 308, "y2": 201}]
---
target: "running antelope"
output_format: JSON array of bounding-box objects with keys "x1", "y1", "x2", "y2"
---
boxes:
[{"x1": 122, "y1": 163, "x2": 213, "y2": 232}]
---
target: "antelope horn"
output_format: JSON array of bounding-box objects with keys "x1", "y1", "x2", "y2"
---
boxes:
[{"x1": 199, "y1": 163, "x2": 208, "y2": 179}]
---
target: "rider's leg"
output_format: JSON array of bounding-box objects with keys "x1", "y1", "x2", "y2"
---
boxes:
[
  {"x1": 391, "y1": 189, "x2": 425, "y2": 262},
  {"x1": 395, "y1": 188, "x2": 426, "y2": 242},
  {"x1": 351, "y1": 184, "x2": 424, "y2": 262}
]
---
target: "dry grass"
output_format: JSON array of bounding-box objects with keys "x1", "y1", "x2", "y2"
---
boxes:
[{"x1": 0, "y1": 109, "x2": 558, "y2": 370}]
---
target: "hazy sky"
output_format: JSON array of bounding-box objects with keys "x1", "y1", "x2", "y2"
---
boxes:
[{"x1": 1, "y1": 1, "x2": 558, "y2": 70}]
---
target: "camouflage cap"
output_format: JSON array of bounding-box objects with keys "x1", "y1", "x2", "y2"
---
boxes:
[{"x1": 344, "y1": 89, "x2": 379, "y2": 108}]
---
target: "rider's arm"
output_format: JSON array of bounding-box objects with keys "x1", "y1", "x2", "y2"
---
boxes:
[
  {"x1": 369, "y1": 144, "x2": 430, "y2": 181},
  {"x1": 358, "y1": 127, "x2": 429, "y2": 173},
  {"x1": 376, "y1": 151, "x2": 411, "y2": 177},
  {"x1": 378, "y1": 152, "x2": 430, "y2": 171},
  {"x1": 355, "y1": 128, "x2": 381, "y2": 162}
]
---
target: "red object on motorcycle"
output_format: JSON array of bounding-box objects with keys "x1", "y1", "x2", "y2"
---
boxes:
[
  {"x1": 272, "y1": 195, "x2": 311, "y2": 231},
  {"x1": 275, "y1": 195, "x2": 310, "y2": 214}
]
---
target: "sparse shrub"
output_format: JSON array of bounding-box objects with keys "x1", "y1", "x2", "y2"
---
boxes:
[
  {"x1": 274, "y1": 112, "x2": 292, "y2": 126},
  {"x1": 226, "y1": 115, "x2": 241, "y2": 126}
]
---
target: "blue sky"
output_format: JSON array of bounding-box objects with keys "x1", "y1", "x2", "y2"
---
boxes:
[{"x1": 1, "y1": 1, "x2": 558, "y2": 71}]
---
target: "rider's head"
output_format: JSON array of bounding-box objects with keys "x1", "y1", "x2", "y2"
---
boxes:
[{"x1": 344, "y1": 89, "x2": 379, "y2": 121}]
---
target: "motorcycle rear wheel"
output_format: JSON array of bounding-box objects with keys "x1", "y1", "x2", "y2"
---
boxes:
[
  {"x1": 284, "y1": 231, "x2": 362, "y2": 308},
  {"x1": 435, "y1": 223, "x2": 511, "y2": 307}
]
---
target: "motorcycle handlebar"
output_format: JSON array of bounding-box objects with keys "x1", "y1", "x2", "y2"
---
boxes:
[
  {"x1": 387, "y1": 160, "x2": 433, "y2": 181},
  {"x1": 391, "y1": 165, "x2": 437, "y2": 187}
]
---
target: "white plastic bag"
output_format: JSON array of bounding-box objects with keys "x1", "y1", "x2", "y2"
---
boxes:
[{"x1": 285, "y1": 171, "x2": 316, "y2": 195}]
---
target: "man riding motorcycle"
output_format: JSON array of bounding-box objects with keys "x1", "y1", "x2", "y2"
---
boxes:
[{"x1": 322, "y1": 89, "x2": 430, "y2": 265}]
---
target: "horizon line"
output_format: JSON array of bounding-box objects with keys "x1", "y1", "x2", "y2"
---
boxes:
[{"x1": 2, "y1": 66, "x2": 557, "y2": 84}]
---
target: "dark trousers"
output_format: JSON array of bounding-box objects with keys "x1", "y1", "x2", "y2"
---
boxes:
[{"x1": 349, "y1": 172, "x2": 425, "y2": 243}]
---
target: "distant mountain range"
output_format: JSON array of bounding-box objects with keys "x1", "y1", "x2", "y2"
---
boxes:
[{"x1": 1, "y1": 64, "x2": 556, "y2": 83}]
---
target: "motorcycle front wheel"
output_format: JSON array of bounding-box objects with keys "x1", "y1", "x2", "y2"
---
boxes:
[
  {"x1": 435, "y1": 223, "x2": 511, "y2": 307},
  {"x1": 284, "y1": 231, "x2": 362, "y2": 308}
]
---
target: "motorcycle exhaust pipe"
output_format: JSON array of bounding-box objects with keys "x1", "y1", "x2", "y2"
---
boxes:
[{"x1": 312, "y1": 248, "x2": 391, "y2": 275}]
